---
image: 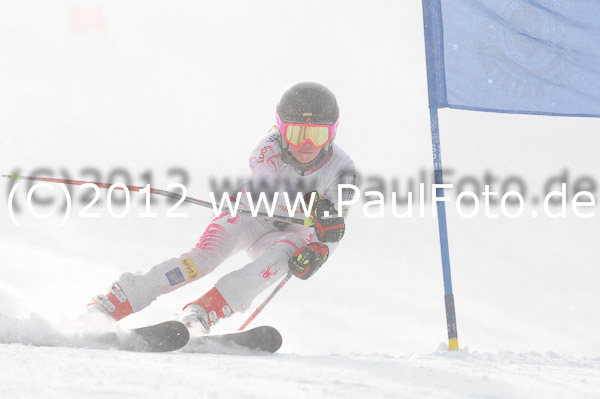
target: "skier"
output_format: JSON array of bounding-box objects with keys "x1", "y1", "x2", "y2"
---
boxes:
[{"x1": 88, "y1": 82, "x2": 356, "y2": 333}]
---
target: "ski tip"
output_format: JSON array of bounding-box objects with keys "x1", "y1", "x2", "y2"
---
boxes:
[
  {"x1": 247, "y1": 325, "x2": 283, "y2": 354},
  {"x1": 185, "y1": 325, "x2": 282, "y2": 355}
]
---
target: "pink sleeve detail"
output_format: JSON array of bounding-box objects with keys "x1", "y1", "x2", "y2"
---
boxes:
[
  {"x1": 267, "y1": 154, "x2": 281, "y2": 171},
  {"x1": 249, "y1": 135, "x2": 282, "y2": 178}
]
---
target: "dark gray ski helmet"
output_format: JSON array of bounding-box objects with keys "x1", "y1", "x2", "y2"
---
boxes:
[{"x1": 276, "y1": 82, "x2": 339, "y2": 173}]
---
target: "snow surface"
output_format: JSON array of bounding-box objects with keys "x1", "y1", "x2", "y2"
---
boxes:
[
  {"x1": 2, "y1": 343, "x2": 600, "y2": 399},
  {"x1": 1, "y1": 1, "x2": 600, "y2": 398}
]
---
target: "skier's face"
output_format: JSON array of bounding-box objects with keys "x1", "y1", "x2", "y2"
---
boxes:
[{"x1": 289, "y1": 142, "x2": 321, "y2": 164}]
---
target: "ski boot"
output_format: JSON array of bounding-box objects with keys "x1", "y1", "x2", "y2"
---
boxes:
[{"x1": 175, "y1": 287, "x2": 233, "y2": 334}]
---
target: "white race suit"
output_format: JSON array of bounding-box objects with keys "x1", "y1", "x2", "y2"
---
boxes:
[{"x1": 114, "y1": 129, "x2": 356, "y2": 314}]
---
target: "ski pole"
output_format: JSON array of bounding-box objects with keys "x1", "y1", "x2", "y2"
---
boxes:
[
  {"x1": 238, "y1": 271, "x2": 293, "y2": 331},
  {"x1": 2, "y1": 173, "x2": 306, "y2": 226}
]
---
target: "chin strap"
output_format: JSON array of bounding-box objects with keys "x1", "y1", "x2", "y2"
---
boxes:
[{"x1": 280, "y1": 143, "x2": 334, "y2": 175}]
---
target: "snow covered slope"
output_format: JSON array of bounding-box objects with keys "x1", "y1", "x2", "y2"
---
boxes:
[
  {"x1": 1, "y1": 342, "x2": 599, "y2": 399},
  {"x1": 0, "y1": 1, "x2": 599, "y2": 398}
]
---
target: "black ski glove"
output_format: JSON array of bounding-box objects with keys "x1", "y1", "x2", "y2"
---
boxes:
[
  {"x1": 303, "y1": 192, "x2": 345, "y2": 243},
  {"x1": 288, "y1": 242, "x2": 329, "y2": 280}
]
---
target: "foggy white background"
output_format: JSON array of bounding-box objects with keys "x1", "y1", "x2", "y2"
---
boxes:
[{"x1": 1, "y1": 0, "x2": 599, "y2": 359}]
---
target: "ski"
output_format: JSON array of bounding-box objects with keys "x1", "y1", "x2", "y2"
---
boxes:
[
  {"x1": 0, "y1": 320, "x2": 192, "y2": 353},
  {"x1": 73, "y1": 321, "x2": 190, "y2": 352},
  {"x1": 184, "y1": 326, "x2": 282, "y2": 355}
]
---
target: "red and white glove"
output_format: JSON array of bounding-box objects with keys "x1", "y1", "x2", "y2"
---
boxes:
[{"x1": 288, "y1": 242, "x2": 329, "y2": 280}]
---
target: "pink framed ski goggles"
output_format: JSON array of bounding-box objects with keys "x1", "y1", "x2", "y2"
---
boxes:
[{"x1": 276, "y1": 111, "x2": 339, "y2": 149}]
